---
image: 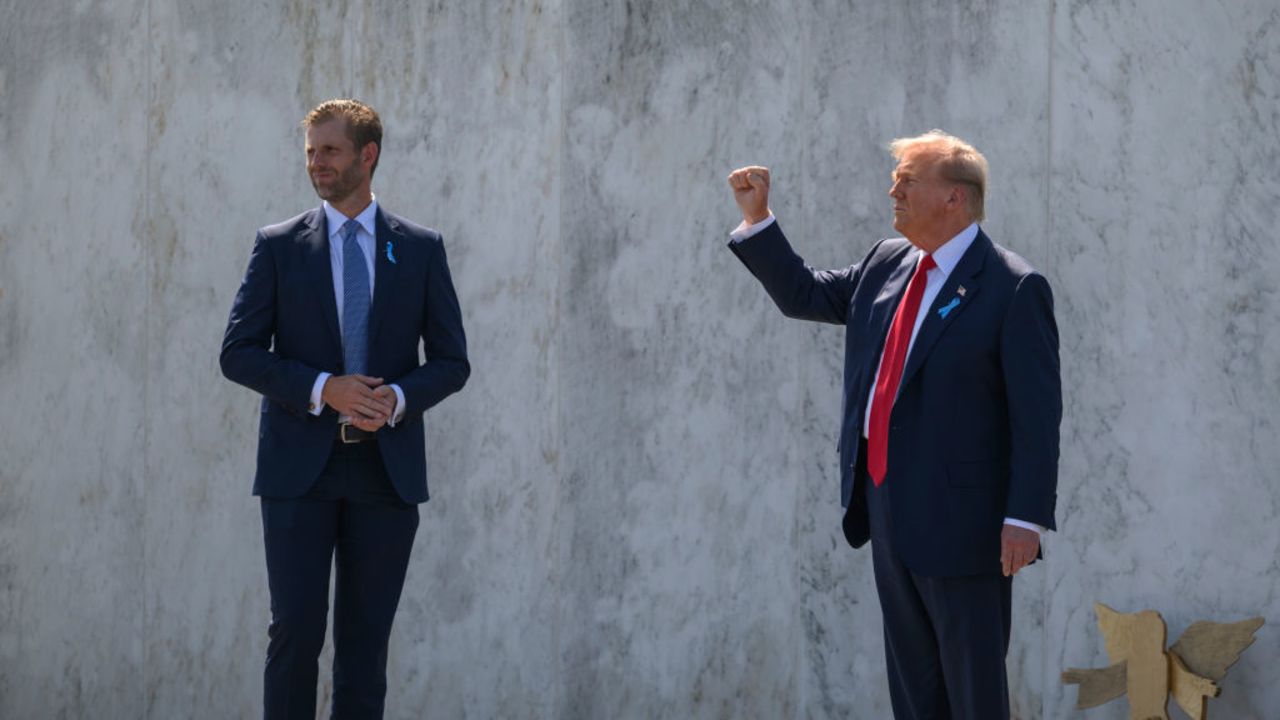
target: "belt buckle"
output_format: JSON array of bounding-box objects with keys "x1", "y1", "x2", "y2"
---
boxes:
[{"x1": 340, "y1": 423, "x2": 360, "y2": 444}]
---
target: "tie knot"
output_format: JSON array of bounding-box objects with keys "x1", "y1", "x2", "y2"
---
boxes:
[
  {"x1": 342, "y1": 219, "x2": 361, "y2": 242},
  {"x1": 919, "y1": 254, "x2": 936, "y2": 273}
]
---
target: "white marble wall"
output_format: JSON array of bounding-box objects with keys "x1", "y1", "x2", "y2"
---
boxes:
[{"x1": 0, "y1": 1, "x2": 1276, "y2": 718}]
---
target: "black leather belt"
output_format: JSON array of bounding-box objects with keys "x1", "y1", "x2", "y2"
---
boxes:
[{"x1": 338, "y1": 423, "x2": 377, "y2": 444}]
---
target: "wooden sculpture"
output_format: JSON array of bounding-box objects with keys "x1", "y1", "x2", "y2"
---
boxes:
[{"x1": 1062, "y1": 602, "x2": 1264, "y2": 719}]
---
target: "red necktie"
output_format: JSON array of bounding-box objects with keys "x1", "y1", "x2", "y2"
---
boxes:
[{"x1": 867, "y1": 253, "x2": 936, "y2": 486}]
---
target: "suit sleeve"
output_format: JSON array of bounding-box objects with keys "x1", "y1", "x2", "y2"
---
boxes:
[
  {"x1": 1000, "y1": 272, "x2": 1061, "y2": 530},
  {"x1": 219, "y1": 232, "x2": 323, "y2": 412},
  {"x1": 394, "y1": 236, "x2": 470, "y2": 418},
  {"x1": 727, "y1": 220, "x2": 861, "y2": 325}
]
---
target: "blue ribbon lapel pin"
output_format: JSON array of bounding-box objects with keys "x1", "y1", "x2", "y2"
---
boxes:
[
  {"x1": 385, "y1": 240, "x2": 397, "y2": 264},
  {"x1": 938, "y1": 296, "x2": 961, "y2": 319}
]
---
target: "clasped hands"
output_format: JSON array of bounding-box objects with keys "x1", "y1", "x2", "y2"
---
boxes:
[{"x1": 321, "y1": 374, "x2": 396, "y2": 432}]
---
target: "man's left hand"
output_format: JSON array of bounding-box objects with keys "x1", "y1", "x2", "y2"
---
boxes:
[
  {"x1": 1001, "y1": 524, "x2": 1040, "y2": 577},
  {"x1": 349, "y1": 385, "x2": 398, "y2": 432},
  {"x1": 373, "y1": 385, "x2": 398, "y2": 422}
]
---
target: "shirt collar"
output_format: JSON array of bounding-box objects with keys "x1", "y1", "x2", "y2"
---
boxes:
[
  {"x1": 926, "y1": 222, "x2": 979, "y2": 276},
  {"x1": 323, "y1": 195, "x2": 379, "y2": 239}
]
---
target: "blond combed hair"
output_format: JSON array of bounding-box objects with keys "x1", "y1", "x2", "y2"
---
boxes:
[
  {"x1": 889, "y1": 130, "x2": 988, "y2": 221},
  {"x1": 302, "y1": 99, "x2": 384, "y2": 175}
]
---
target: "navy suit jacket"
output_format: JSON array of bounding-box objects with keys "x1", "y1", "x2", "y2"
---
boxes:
[
  {"x1": 221, "y1": 205, "x2": 469, "y2": 504},
  {"x1": 730, "y1": 221, "x2": 1060, "y2": 576}
]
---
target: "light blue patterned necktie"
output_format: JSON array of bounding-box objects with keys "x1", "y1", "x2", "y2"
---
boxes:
[{"x1": 341, "y1": 219, "x2": 370, "y2": 376}]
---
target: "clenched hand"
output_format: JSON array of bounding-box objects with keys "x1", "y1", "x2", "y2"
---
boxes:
[{"x1": 727, "y1": 165, "x2": 772, "y2": 225}]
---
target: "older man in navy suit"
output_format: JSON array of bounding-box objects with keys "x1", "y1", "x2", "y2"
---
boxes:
[
  {"x1": 727, "y1": 131, "x2": 1060, "y2": 719},
  {"x1": 222, "y1": 99, "x2": 469, "y2": 719}
]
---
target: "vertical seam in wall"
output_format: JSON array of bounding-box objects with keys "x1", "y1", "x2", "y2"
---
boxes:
[
  {"x1": 551, "y1": 1, "x2": 566, "y2": 716},
  {"x1": 792, "y1": 7, "x2": 811, "y2": 717},
  {"x1": 344, "y1": 0, "x2": 354, "y2": 95},
  {"x1": 142, "y1": 0, "x2": 153, "y2": 715},
  {"x1": 1045, "y1": 2, "x2": 1056, "y2": 269},
  {"x1": 1042, "y1": 2, "x2": 1055, "y2": 718}
]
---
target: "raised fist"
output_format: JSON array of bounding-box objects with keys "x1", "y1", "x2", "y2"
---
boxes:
[{"x1": 727, "y1": 165, "x2": 771, "y2": 225}]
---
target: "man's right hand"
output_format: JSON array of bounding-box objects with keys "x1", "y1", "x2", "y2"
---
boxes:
[
  {"x1": 727, "y1": 165, "x2": 771, "y2": 225},
  {"x1": 321, "y1": 374, "x2": 393, "y2": 423}
]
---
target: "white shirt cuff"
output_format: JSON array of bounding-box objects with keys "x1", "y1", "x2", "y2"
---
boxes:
[
  {"x1": 729, "y1": 213, "x2": 776, "y2": 241},
  {"x1": 309, "y1": 372, "x2": 331, "y2": 415},
  {"x1": 1003, "y1": 517, "x2": 1046, "y2": 535},
  {"x1": 387, "y1": 383, "x2": 406, "y2": 427}
]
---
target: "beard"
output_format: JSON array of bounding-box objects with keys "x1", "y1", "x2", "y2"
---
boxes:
[{"x1": 311, "y1": 162, "x2": 365, "y2": 204}]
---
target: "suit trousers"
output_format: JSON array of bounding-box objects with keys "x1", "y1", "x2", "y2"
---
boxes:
[
  {"x1": 260, "y1": 437, "x2": 419, "y2": 720},
  {"x1": 866, "y1": 472, "x2": 1012, "y2": 720}
]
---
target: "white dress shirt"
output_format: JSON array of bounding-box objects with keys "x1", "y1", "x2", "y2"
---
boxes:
[
  {"x1": 308, "y1": 198, "x2": 407, "y2": 426},
  {"x1": 731, "y1": 214, "x2": 1044, "y2": 535},
  {"x1": 862, "y1": 222, "x2": 979, "y2": 433}
]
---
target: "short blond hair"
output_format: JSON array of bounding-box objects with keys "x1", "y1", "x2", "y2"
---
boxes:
[{"x1": 889, "y1": 130, "x2": 988, "y2": 221}]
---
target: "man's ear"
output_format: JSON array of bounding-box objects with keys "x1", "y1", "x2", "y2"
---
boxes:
[{"x1": 362, "y1": 142, "x2": 379, "y2": 169}]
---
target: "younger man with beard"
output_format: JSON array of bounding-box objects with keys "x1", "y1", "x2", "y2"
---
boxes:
[{"x1": 222, "y1": 99, "x2": 469, "y2": 719}]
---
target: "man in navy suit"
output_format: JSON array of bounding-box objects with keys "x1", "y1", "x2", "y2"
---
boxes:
[
  {"x1": 727, "y1": 131, "x2": 1059, "y2": 719},
  {"x1": 221, "y1": 99, "x2": 469, "y2": 719}
]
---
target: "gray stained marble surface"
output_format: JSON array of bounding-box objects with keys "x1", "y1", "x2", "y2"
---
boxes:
[{"x1": 0, "y1": 1, "x2": 1277, "y2": 718}]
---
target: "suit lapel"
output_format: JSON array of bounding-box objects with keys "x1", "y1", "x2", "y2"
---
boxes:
[
  {"x1": 861, "y1": 250, "x2": 918, "y2": 379},
  {"x1": 844, "y1": 249, "x2": 917, "y2": 421},
  {"x1": 898, "y1": 230, "x2": 990, "y2": 390},
  {"x1": 302, "y1": 207, "x2": 343, "y2": 354},
  {"x1": 368, "y1": 207, "x2": 402, "y2": 344}
]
